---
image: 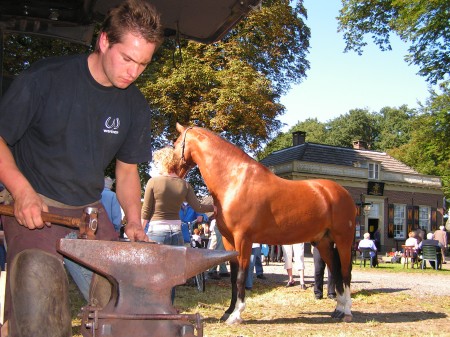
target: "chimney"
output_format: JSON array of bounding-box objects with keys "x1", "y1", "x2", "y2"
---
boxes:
[
  {"x1": 353, "y1": 140, "x2": 368, "y2": 150},
  {"x1": 292, "y1": 131, "x2": 306, "y2": 146}
]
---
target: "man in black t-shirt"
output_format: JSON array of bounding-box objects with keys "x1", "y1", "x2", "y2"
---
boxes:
[{"x1": 0, "y1": 0, "x2": 164, "y2": 335}]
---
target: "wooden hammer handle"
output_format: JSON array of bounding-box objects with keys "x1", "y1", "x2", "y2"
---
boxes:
[{"x1": 0, "y1": 204, "x2": 81, "y2": 228}]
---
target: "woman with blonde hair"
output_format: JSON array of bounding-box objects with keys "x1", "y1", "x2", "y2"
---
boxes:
[
  {"x1": 141, "y1": 146, "x2": 215, "y2": 302},
  {"x1": 141, "y1": 146, "x2": 214, "y2": 246}
]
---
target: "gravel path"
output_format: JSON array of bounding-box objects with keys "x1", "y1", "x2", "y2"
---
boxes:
[{"x1": 253, "y1": 255, "x2": 450, "y2": 297}]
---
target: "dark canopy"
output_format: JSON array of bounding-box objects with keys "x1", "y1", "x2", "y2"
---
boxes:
[{"x1": 0, "y1": 0, "x2": 262, "y2": 45}]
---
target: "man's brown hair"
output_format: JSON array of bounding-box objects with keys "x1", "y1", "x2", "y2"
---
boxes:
[{"x1": 95, "y1": 0, "x2": 164, "y2": 51}]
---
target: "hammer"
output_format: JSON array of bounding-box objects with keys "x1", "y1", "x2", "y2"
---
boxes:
[{"x1": 0, "y1": 204, "x2": 98, "y2": 239}]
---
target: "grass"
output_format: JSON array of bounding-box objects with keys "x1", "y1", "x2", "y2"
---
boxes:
[{"x1": 70, "y1": 263, "x2": 450, "y2": 337}]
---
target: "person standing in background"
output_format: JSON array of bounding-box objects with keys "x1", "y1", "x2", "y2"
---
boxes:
[
  {"x1": 434, "y1": 225, "x2": 448, "y2": 264},
  {"x1": 312, "y1": 245, "x2": 336, "y2": 299},
  {"x1": 245, "y1": 243, "x2": 265, "y2": 290},
  {"x1": 207, "y1": 218, "x2": 230, "y2": 279},
  {"x1": 373, "y1": 228, "x2": 381, "y2": 251},
  {"x1": 101, "y1": 176, "x2": 123, "y2": 232},
  {"x1": 281, "y1": 243, "x2": 306, "y2": 289},
  {"x1": 141, "y1": 147, "x2": 215, "y2": 302}
]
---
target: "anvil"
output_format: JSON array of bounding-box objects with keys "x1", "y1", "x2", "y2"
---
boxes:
[{"x1": 57, "y1": 239, "x2": 237, "y2": 337}]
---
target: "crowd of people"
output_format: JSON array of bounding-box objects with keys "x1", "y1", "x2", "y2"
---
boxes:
[{"x1": 401, "y1": 226, "x2": 448, "y2": 268}]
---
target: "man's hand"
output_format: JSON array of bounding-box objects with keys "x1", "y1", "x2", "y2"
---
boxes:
[
  {"x1": 13, "y1": 188, "x2": 49, "y2": 229},
  {"x1": 0, "y1": 137, "x2": 49, "y2": 229},
  {"x1": 125, "y1": 221, "x2": 150, "y2": 242}
]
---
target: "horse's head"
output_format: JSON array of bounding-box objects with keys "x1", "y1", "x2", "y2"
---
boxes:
[{"x1": 173, "y1": 123, "x2": 197, "y2": 178}]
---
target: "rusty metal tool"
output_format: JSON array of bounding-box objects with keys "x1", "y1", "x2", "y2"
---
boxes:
[
  {"x1": 0, "y1": 204, "x2": 98, "y2": 239},
  {"x1": 57, "y1": 239, "x2": 238, "y2": 337}
]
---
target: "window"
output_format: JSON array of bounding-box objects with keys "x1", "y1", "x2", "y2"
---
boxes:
[
  {"x1": 394, "y1": 204, "x2": 406, "y2": 239},
  {"x1": 368, "y1": 162, "x2": 380, "y2": 180},
  {"x1": 418, "y1": 206, "x2": 430, "y2": 232}
]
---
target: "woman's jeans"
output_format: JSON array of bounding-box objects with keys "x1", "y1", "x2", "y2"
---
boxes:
[
  {"x1": 147, "y1": 228, "x2": 184, "y2": 246},
  {"x1": 147, "y1": 227, "x2": 184, "y2": 303}
]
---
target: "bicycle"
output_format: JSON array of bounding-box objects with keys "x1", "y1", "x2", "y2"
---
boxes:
[
  {"x1": 181, "y1": 219, "x2": 206, "y2": 292},
  {"x1": 190, "y1": 237, "x2": 206, "y2": 292}
]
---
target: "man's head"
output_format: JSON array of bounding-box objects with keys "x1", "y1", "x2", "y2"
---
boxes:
[
  {"x1": 96, "y1": 0, "x2": 164, "y2": 52},
  {"x1": 93, "y1": 0, "x2": 164, "y2": 88},
  {"x1": 427, "y1": 232, "x2": 434, "y2": 240},
  {"x1": 363, "y1": 232, "x2": 370, "y2": 240}
]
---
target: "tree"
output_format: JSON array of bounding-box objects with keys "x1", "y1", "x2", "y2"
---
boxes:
[
  {"x1": 257, "y1": 118, "x2": 327, "y2": 159},
  {"x1": 2, "y1": 34, "x2": 90, "y2": 77},
  {"x1": 372, "y1": 105, "x2": 416, "y2": 150},
  {"x1": 326, "y1": 108, "x2": 378, "y2": 148},
  {"x1": 141, "y1": 0, "x2": 311, "y2": 152},
  {"x1": 389, "y1": 84, "x2": 450, "y2": 196},
  {"x1": 337, "y1": 0, "x2": 450, "y2": 84}
]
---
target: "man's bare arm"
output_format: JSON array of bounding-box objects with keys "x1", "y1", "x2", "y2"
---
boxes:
[
  {"x1": 115, "y1": 159, "x2": 148, "y2": 242},
  {"x1": 0, "y1": 137, "x2": 48, "y2": 228}
]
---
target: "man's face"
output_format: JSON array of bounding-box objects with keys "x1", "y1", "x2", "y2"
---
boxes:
[{"x1": 99, "y1": 31, "x2": 158, "y2": 89}]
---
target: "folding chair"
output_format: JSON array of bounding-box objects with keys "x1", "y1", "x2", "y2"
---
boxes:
[{"x1": 359, "y1": 247, "x2": 374, "y2": 267}]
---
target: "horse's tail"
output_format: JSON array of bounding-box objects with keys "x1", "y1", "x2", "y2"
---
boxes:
[{"x1": 332, "y1": 246, "x2": 344, "y2": 294}]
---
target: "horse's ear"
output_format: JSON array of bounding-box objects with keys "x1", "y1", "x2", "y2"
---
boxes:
[{"x1": 176, "y1": 123, "x2": 185, "y2": 133}]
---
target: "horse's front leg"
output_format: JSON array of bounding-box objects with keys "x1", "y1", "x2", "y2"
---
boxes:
[
  {"x1": 220, "y1": 260, "x2": 238, "y2": 321},
  {"x1": 220, "y1": 238, "x2": 251, "y2": 324},
  {"x1": 220, "y1": 260, "x2": 247, "y2": 323}
]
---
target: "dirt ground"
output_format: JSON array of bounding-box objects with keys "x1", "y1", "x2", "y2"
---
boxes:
[
  {"x1": 259, "y1": 255, "x2": 450, "y2": 297},
  {"x1": 195, "y1": 255, "x2": 450, "y2": 337}
]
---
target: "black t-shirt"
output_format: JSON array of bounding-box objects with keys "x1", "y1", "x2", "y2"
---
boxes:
[{"x1": 0, "y1": 54, "x2": 152, "y2": 205}]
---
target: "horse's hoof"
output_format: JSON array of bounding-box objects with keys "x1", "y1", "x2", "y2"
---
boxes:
[
  {"x1": 343, "y1": 314, "x2": 353, "y2": 323},
  {"x1": 225, "y1": 317, "x2": 243, "y2": 325},
  {"x1": 331, "y1": 309, "x2": 345, "y2": 319}
]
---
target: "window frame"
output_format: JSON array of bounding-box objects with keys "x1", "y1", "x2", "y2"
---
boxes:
[
  {"x1": 418, "y1": 206, "x2": 431, "y2": 232},
  {"x1": 393, "y1": 204, "x2": 406, "y2": 240},
  {"x1": 368, "y1": 162, "x2": 380, "y2": 180}
]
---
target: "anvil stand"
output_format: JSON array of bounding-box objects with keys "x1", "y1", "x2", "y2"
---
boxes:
[{"x1": 57, "y1": 239, "x2": 237, "y2": 337}]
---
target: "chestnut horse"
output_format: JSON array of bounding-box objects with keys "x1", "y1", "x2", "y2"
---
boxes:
[{"x1": 173, "y1": 123, "x2": 356, "y2": 324}]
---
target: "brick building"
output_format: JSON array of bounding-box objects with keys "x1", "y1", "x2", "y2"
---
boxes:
[{"x1": 260, "y1": 131, "x2": 445, "y2": 253}]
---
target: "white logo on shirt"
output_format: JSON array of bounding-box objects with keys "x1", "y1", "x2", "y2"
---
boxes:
[{"x1": 104, "y1": 117, "x2": 120, "y2": 134}]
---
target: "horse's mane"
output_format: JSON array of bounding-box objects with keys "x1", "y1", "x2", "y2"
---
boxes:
[{"x1": 195, "y1": 127, "x2": 269, "y2": 170}]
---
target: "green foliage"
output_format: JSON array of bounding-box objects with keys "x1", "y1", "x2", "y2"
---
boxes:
[
  {"x1": 141, "y1": 1, "x2": 310, "y2": 153},
  {"x1": 337, "y1": 0, "x2": 450, "y2": 84},
  {"x1": 326, "y1": 109, "x2": 378, "y2": 148},
  {"x1": 2, "y1": 34, "x2": 91, "y2": 77},
  {"x1": 257, "y1": 118, "x2": 327, "y2": 159},
  {"x1": 372, "y1": 105, "x2": 416, "y2": 150},
  {"x1": 230, "y1": 0, "x2": 311, "y2": 95},
  {"x1": 388, "y1": 83, "x2": 450, "y2": 196}
]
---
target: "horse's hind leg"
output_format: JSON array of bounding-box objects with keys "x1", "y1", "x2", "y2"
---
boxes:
[
  {"x1": 333, "y1": 235, "x2": 354, "y2": 322},
  {"x1": 316, "y1": 238, "x2": 352, "y2": 322}
]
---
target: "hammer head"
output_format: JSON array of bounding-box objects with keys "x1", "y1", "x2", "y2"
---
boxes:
[{"x1": 78, "y1": 207, "x2": 98, "y2": 240}]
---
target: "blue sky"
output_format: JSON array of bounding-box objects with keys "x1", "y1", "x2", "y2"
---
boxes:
[{"x1": 279, "y1": 0, "x2": 432, "y2": 131}]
